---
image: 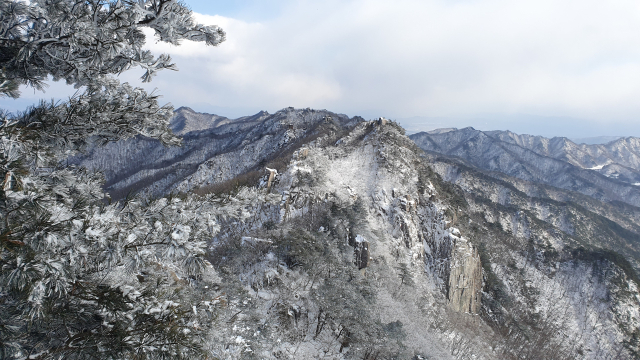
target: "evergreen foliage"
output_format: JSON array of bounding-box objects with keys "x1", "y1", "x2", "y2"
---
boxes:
[{"x1": 0, "y1": 1, "x2": 227, "y2": 358}]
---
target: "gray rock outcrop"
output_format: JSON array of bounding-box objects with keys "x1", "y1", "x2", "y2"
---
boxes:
[
  {"x1": 354, "y1": 235, "x2": 369, "y2": 270},
  {"x1": 448, "y1": 236, "x2": 482, "y2": 314}
]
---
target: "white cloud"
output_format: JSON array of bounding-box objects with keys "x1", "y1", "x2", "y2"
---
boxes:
[{"x1": 7, "y1": 0, "x2": 640, "y2": 135}]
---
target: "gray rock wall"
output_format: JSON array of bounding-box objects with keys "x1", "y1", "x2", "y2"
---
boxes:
[{"x1": 448, "y1": 237, "x2": 483, "y2": 314}]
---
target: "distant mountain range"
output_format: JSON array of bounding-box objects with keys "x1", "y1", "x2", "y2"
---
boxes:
[
  {"x1": 69, "y1": 107, "x2": 361, "y2": 199},
  {"x1": 570, "y1": 136, "x2": 623, "y2": 145},
  {"x1": 410, "y1": 127, "x2": 640, "y2": 208},
  {"x1": 169, "y1": 106, "x2": 233, "y2": 135}
]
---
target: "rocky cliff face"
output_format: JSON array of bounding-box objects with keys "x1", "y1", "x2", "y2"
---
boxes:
[
  {"x1": 448, "y1": 235, "x2": 482, "y2": 314},
  {"x1": 262, "y1": 117, "x2": 492, "y2": 357},
  {"x1": 417, "y1": 145, "x2": 640, "y2": 358}
]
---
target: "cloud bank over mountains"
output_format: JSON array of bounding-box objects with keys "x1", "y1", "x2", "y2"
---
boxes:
[{"x1": 6, "y1": 0, "x2": 640, "y2": 136}]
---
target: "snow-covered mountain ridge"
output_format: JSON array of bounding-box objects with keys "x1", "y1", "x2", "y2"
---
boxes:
[
  {"x1": 69, "y1": 107, "x2": 362, "y2": 200},
  {"x1": 411, "y1": 127, "x2": 640, "y2": 207},
  {"x1": 74, "y1": 109, "x2": 640, "y2": 358},
  {"x1": 169, "y1": 106, "x2": 234, "y2": 135}
]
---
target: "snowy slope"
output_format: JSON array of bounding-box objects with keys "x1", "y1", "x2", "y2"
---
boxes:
[
  {"x1": 169, "y1": 106, "x2": 233, "y2": 135},
  {"x1": 73, "y1": 109, "x2": 640, "y2": 359},
  {"x1": 69, "y1": 107, "x2": 361, "y2": 199},
  {"x1": 200, "y1": 117, "x2": 640, "y2": 358},
  {"x1": 411, "y1": 128, "x2": 640, "y2": 207}
]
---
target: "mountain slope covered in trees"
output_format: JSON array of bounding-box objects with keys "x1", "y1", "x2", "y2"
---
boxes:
[
  {"x1": 70, "y1": 108, "x2": 640, "y2": 359},
  {"x1": 410, "y1": 128, "x2": 640, "y2": 207},
  {"x1": 68, "y1": 107, "x2": 362, "y2": 200},
  {"x1": 2, "y1": 0, "x2": 639, "y2": 357}
]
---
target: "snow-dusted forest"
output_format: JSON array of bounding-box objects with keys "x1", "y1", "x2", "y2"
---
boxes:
[{"x1": 2, "y1": 1, "x2": 640, "y2": 359}]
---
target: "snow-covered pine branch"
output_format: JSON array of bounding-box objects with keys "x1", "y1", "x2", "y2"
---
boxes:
[
  {"x1": 0, "y1": 0, "x2": 225, "y2": 92},
  {"x1": 0, "y1": 0, "x2": 228, "y2": 358}
]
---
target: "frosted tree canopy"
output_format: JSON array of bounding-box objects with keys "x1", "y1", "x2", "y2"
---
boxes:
[{"x1": 0, "y1": 1, "x2": 233, "y2": 359}]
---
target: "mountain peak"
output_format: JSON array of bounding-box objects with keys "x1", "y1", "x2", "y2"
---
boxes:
[
  {"x1": 427, "y1": 127, "x2": 457, "y2": 134},
  {"x1": 67, "y1": 107, "x2": 640, "y2": 358}
]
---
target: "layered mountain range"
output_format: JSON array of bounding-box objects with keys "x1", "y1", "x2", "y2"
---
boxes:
[
  {"x1": 72, "y1": 108, "x2": 640, "y2": 359},
  {"x1": 410, "y1": 128, "x2": 640, "y2": 207},
  {"x1": 69, "y1": 107, "x2": 361, "y2": 200}
]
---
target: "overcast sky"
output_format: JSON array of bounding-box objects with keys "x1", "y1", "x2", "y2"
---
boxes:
[{"x1": 5, "y1": 0, "x2": 640, "y2": 138}]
